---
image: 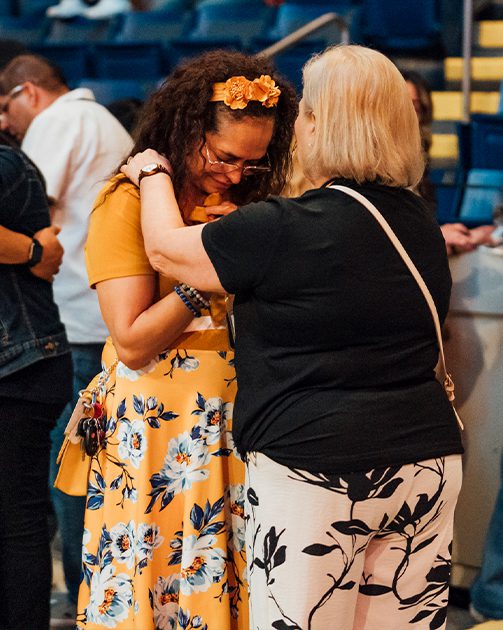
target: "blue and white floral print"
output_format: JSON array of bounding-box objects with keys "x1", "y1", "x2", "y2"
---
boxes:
[
  {"x1": 194, "y1": 396, "x2": 232, "y2": 446},
  {"x1": 117, "y1": 420, "x2": 147, "y2": 469},
  {"x1": 171, "y1": 352, "x2": 199, "y2": 373},
  {"x1": 153, "y1": 575, "x2": 180, "y2": 630},
  {"x1": 86, "y1": 564, "x2": 133, "y2": 628},
  {"x1": 147, "y1": 432, "x2": 210, "y2": 513},
  {"x1": 110, "y1": 521, "x2": 136, "y2": 569},
  {"x1": 79, "y1": 347, "x2": 247, "y2": 628},
  {"x1": 225, "y1": 484, "x2": 246, "y2": 553},
  {"x1": 180, "y1": 533, "x2": 226, "y2": 595},
  {"x1": 137, "y1": 523, "x2": 164, "y2": 563}
]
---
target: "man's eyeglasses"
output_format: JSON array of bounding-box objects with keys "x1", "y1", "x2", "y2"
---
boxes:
[
  {"x1": 1, "y1": 84, "x2": 25, "y2": 116},
  {"x1": 205, "y1": 144, "x2": 271, "y2": 177}
]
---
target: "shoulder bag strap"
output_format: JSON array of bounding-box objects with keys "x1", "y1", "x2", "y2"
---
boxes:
[{"x1": 329, "y1": 184, "x2": 463, "y2": 430}]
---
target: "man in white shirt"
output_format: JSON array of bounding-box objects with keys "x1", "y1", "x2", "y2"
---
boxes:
[{"x1": 0, "y1": 54, "x2": 133, "y2": 617}]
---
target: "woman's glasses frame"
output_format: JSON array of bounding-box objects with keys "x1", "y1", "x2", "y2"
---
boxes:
[{"x1": 204, "y1": 143, "x2": 271, "y2": 177}]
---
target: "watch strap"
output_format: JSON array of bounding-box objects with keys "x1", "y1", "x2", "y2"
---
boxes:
[
  {"x1": 27, "y1": 238, "x2": 43, "y2": 267},
  {"x1": 138, "y1": 164, "x2": 170, "y2": 185}
]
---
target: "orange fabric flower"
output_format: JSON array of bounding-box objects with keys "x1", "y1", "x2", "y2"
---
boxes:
[
  {"x1": 223, "y1": 76, "x2": 254, "y2": 110},
  {"x1": 210, "y1": 75, "x2": 281, "y2": 110},
  {"x1": 251, "y1": 75, "x2": 281, "y2": 108}
]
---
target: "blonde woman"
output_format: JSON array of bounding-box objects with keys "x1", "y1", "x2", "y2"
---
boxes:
[{"x1": 123, "y1": 45, "x2": 463, "y2": 630}]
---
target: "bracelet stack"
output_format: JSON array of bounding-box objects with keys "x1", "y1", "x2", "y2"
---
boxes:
[{"x1": 173, "y1": 283, "x2": 210, "y2": 318}]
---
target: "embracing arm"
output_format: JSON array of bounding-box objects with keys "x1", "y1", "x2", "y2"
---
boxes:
[
  {"x1": 0, "y1": 225, "x2": 33, "y2": 263},
  {"x1": 121, "y1": 150, "x2": 225, "y2": 293},
  {"x1": 96, "y1": 274, "x2": 195, "y2": 370},
  {"x1": 0, "y1": 224, "x2": 64, "y2": 281}
]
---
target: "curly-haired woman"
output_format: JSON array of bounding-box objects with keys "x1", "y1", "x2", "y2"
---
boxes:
[{"x1": 74, "y1": 50, "x2": 296, "y2": 629}]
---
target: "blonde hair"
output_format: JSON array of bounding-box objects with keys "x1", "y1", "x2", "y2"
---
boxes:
[{"x1": 301, "y1": 45, "x2": 424, "y2": 188}]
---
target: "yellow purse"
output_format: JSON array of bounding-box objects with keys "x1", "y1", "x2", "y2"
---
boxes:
[
  {"x1": 54, "y1": 360, "x2": 117, "y2": 497},
  {"x1": 54, "y1": 437, "x2": 91, "y2": 496}
]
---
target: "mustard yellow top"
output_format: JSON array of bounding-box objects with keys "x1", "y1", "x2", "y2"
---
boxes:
[
  {"x1": 85, "y1": 177, "x2": 228, "y2": 333},
  {"x1": 86, "y1": 177, "x2": 175, "y2": 298}
]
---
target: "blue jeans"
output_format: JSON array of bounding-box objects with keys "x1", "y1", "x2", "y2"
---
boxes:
[
  {"x1": 49, "y1": 343, "x2": 103, "y2": 604},
  {"x1": 470, "y1": 453, "x2": 503, "y2": 619}
]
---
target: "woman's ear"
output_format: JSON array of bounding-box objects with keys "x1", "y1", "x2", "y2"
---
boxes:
[{"x1": 306, "y1": 111, "x2": 316, "y2": 147}]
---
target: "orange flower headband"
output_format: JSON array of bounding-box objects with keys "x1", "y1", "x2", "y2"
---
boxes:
[{"x1": 210, "y1": 75, "x2": 281, "y2": 110}]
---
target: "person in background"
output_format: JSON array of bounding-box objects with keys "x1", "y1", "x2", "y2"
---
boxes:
[
  {"x1": 0, "y1": 54, "x2": 133, "y2": 622},
  {"x1": 123, "y1": 44, "x2": 464, "y2": 630},
  {"x1": 470, "y1": 454, "x2": 503, "y2": 623},
  {"x1": 403, "y1": 70, "x2": 496, "y2": 255},
  {"x1": 74, "y1": 50, "x2": 296, "y2": 629},
  {"x1": 107, "y1": 97, "x2": 143, "y2": 134},
  {"x1": 0, "y1": 141, "x2": 72, "y2": 630}
]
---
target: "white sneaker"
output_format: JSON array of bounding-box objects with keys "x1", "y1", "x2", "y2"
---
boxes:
[
  {"x1": 83, "y1": 0, "x2": 130, "y2": 18},
  {"x1": 46, "y1": 0, "x2": 86, "y2": 18}
]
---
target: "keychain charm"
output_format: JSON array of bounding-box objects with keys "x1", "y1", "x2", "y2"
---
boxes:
[{"x1": 63, "y1": 359, "x2": 118, "y2": 456}]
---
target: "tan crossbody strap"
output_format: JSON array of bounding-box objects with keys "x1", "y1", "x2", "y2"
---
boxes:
[{"x1": 329, "y1": 185, "x2": 463, "y2": 430}]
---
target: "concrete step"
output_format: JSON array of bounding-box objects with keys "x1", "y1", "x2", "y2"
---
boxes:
[
  {"x1": 431, "y1": 133, "x2": 458, "y2": 161},
  {"x1": 445, "y1": 56, "x2": 503, "y2": 82},
  {"x1": 477, "y1": 20, "x2": 503, "y2": 47},
  {"x1": 432, "y1": 90, "x2": 500, "y2": 119}
]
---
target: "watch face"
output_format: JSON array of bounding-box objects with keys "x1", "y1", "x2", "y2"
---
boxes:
[{"x1": 142, "y1": 163, "x2": 159, "y2": 174}]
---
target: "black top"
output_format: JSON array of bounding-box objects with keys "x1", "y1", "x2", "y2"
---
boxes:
[{"x1": 202, "y1": 179, "x2": 463, "y2": 474}]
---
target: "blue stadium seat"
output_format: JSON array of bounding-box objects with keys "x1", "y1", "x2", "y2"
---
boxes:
[
  {"x1": 361, "y1": 0, "x2": 441, "y2": 53},
  {"x1": 458, "y1": 169, "x2": 503, "y2": 225},
  {"x1": 149, "y1": 0, "x2": 188, "y2": 10},
  {"x1": 0, "y1": 1, "x2": 13, "y2": 17},
  {"x1": 45, "y1": 16, "x2": 118, "y2": 44},
  {"x1": 76, "y1": 78, "x2": 151, "y2": 105},
  {"x1": 187, "y1": 3, "x2": 274, "y2": 49},
  {"x1": 168, "y1": 38, "x2": 242, "y2": 66},
  {"x1": 266, "y1": 2, "x2": 351, "y2": 44},
  {"x1": 266, "y1": 41, "x2": 325, "y2": 94},
  {"x1": 93, "y1": 42, "x2": 164, "y2": 80},
  {"x1": 470, "y1": 114, "x2": 503, "y2": 171},
  {"x1": 29, "y1": 43, "x2": 90, "y2": 81},
  {"x1": 0, "y1": 15, "x2": 48, "y2": 43},
  {"x1": 428, "y1": 168, "x2": 463, "y2": 224},
  {"x1": 115, "y1": 9, "x2": 190, "y2": 44},
  {"x1": 17, "y1": 0, "x2": 54, "y2": 17}
]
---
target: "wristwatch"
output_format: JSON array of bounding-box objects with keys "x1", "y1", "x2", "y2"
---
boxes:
[
  {"x1": 138, "y1": 163, "x2": 171, "y2": 185},
  {"x1": 27, "y1": 237, "x2": 43, "y2": 267}
]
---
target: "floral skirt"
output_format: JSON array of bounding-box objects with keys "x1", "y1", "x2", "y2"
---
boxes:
[{"x1": 77, "y1": 332, "x2": 247, "y2": 630}]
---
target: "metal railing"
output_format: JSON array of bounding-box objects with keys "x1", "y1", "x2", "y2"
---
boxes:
[
  {"x1": 462, "y1": 0, "x2": 495, "y2": 122},
  {"x1": 462, "y1": 0, "x2": 473, "y2": 122},
  {"x1": 258, "y1": 12, "x2": 349, "y2": 59}
]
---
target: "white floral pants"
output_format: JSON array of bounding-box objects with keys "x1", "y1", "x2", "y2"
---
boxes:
[{"x1": 245, "y1": 453, "x2": 462, "y2": 630}]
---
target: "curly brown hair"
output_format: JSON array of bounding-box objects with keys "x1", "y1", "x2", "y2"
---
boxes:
[{"x1": 127, "y1": 50, "x2": 297, "y2": 206}]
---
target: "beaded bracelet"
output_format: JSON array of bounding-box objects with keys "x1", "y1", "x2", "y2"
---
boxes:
[
  {"x1": 178, "y1": 283, "x2": 211, "y2": 310},
  {"x1": 173, "y1": 285, "x2": 201, "y2": 317}
]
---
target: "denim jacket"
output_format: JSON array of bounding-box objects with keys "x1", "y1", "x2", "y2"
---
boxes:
[{"x1": 0, "y1": 146, "x2": 70, "y2": 378}]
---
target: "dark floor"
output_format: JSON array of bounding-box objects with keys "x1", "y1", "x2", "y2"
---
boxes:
[{"x1": 447, "y1": 605, "x2": 477, "y2": 630}]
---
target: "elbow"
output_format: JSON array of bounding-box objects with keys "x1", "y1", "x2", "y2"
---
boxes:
[
  {"x1": 114, "y1": 344, "x2": 153, "y2": 372},
  {"x1": 146, "y1": 248, "x2": 166, "y2": 274}
]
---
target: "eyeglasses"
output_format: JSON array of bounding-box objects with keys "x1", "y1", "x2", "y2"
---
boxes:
[
  {"x1": 0, "y1": 84, "x2": 25, "y2": 116},
  {"x1": 205, "y1": 143, "x2": 271, "y2": 177}
]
